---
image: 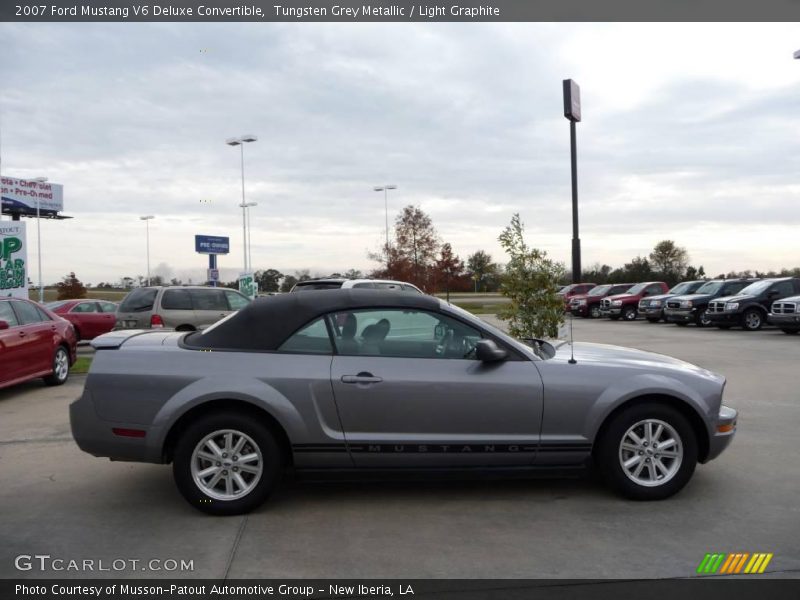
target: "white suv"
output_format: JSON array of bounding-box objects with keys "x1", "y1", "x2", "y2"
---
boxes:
[{"x1": 290, "y1": 278, "x2": 423, "y2": 294}]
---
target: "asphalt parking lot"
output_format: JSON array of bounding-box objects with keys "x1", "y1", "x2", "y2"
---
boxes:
[{"x1": 1, "y1": 317, "x2": 798, "y2": 579}]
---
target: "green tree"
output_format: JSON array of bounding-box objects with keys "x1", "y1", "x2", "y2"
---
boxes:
[
  {"x1": 433, "y1": 243, "x2": 465, "y2": 302},
  {"x1": 56, "y1": 272, "x2": 87, "y2": 300},
  {"x1": 393, "y1": 205, "x2": 439, "y2": 289},
  {"x1": 466, "y1": 250, "x2": 497, "y2": 292},
  {"x1": 497, "y1": 214, "x2": 566, "y2": 339},
  {"x1": 255, "y1": 269, "x2": 283, "y2": 293},
  {"x1": 280, "y1": 275, "x2": 298, "y2": 293},
  {"x1": 649, "y1": 240, "x2": 689, "y2": 284},
  {"x1": 344, "y1": 269, "x2": 363, "y2": 279},
  {"x1": 622, "y1": 256, "x2": 654, "y2": 282}
]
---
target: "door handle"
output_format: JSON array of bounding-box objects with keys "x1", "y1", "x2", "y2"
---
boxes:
[
  {"x1": 18, "y1": 331, "x2": 26, "y2": 337},
  {"x1": 341, "y1": 373, "x2": 383, "y2": 384}
]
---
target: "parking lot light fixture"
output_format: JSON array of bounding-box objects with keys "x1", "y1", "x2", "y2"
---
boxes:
[
  {"x1": 31, "y1": 177, "x2": 47, "y2": 302},
  {"x1": 227, "y1": 135, "x2": 258, "y2": 273},
  {"x1": 239, "y1": 201, "x2": 258, "y2": 273},
  {"x1": 373, "y1": 185, "x2": 397, "y2": 251},
  {"x1": 139, "y1": 215, "x2": 155, "y2": 286}
]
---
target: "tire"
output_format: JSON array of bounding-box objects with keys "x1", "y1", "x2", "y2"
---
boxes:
[
  {"x1": 589, "y1": 305, "x2": 601, "y2": 319},
  {"x1": 172, "y1": 412, "x2": 283, "y2": 515},
  {"x1": 622, "y1": 306, "x2": 637, "y2": 321},
  {"x1": 43, "y1": 346, "x2": 70, "y2": 386},
  {"x1": 596, "y1": 402, "x2": 698, "y2": 501},
  {"x1": 781, "y1": 328, "x2": 799, "y2": 335},
  {"x1": 695, "y1": 309, "x2": 711, "y2": 328},
  {"x1": 741, "y1": 309, "x2": 764, "y2": 331}
]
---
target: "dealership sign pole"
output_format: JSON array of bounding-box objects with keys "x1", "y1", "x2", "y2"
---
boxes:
[
  {"x1": 0, "y1": 221, "x2": 28, "y2": 299},
  {"x1": 563, "y1": 79, "x2": 582, "y2": 284},
  {"x1": 195, "y1": 234, "x2": 230, "y2": 289}
]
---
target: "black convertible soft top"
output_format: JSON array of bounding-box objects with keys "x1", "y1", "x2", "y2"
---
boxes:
[{"x1": 184, "y1": 289, "x2": 442, "y2": 351}]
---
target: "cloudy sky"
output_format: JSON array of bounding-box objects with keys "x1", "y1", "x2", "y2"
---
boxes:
[{"x1": 1, "y1": 22, "x2": 799, "y2": 285}]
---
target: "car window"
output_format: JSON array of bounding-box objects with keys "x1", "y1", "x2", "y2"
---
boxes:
[
  {"x1": 352, "y1": 282, "x2": 376, "y2": 289},
  {"x1": 401, "y1": 284, "x2": 421, "y2": 293},
  {"x1": 224, "y1": 290, "x2": 250, "y2": 310},
  {"x1": 0, "y1": 301, "x2": 20, "y2": 327},
  {"x1": 329, "y1": 309, "x2": 483, "y2": 359},
  {"x1": 770, "y1": 281, "x2": 795, "y2": 298},
  {"x1": 277, "y1": 318, "x2": 332, "y2": 354},
  {"x1": 723, "y1": 282, "x2": 747, "y2": 295},
  {"x1": 161, "y1": 289, "x2": 193, "y2": 310},
  {"x1": 35, "y1": 306, "x2": 52, "y2": 321},
  {"x1": 12, "y1": 301, "x2": 44, "y2": 325},
  {"x1": 374, "y1": 282, "x2": 402, "y2": 290},
  {"x1": 99, "y1": 302, "x2": 117, "y2": 313},
  {"x1": 119, "y1": 288, "x2": 158, "y2": 312},
  {"x1": 71, "y1": 302, "x2": 98, "y2": 313},
  {"x1": 189, "y1": 289, "x2": 227, "y2": 311},
  {"x1": 646, "y1": 284, "x2": 663, "y2": 295}
]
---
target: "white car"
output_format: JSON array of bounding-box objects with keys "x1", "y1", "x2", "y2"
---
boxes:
[{"x1": 291, "y1": 278, "x2": 423, "y2": 293}]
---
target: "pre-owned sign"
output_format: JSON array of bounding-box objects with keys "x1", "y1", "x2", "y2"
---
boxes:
[
  {"x1": 195, "y1": 235, "x2": 230, "y2": 254},
  {"x1": 0, "y1": 176, "x2": 64, "y2": 216},
  {"x1": 0, "y1": 222, "x2": 28, "y2": 299}
]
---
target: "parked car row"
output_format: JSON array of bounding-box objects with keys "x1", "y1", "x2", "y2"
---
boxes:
[{"x1": 569, "y1": 276, "x2": 800, "y2": 334}]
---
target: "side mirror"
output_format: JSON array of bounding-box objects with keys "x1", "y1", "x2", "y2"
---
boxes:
[
  {"x1": 0, "y1": 320, "x2": 8, "y2": 330},
  {"x1": 475, "y1": 339, "x2": 507, "y2": 363}
]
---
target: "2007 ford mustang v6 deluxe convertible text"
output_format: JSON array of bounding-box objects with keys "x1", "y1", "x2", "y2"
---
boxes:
[{"x1": 70, "y1": 290, "x2": 737, "y2": 514}]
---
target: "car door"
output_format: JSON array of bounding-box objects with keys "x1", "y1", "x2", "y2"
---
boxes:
[
  {"x1": 328, "y1": 308, "x2": 544, "y2": 468},
  {"x1": 69, "y1": 301, "x2": 105, "y2": 339},
  {"x1": 10, "y1": 300, "x2": 52, "y2": 375},
  {"x1": 96, "y1": 302, "x2": 118, "y2": 336},
  {"x1": 0, "y1": 300, "x2": 28, "y2": 384}
]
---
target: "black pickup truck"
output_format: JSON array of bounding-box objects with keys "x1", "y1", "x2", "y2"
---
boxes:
[
  {"x1": 663, "y1": 278, "x2": 757, "y2": 327},
  {"x1": 705, "y1": 277, "x2": 800, "y2": 331}
]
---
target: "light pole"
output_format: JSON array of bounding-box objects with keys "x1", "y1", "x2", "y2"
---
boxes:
[
  {"x1": 239, "y1": 201, "x2": 257, "y2": 272},
  {"x1": 139, "y1": 216, "x2": 155, "y2": 286},
  {"x1": 226, "y1": 134, "x2": 258, "y2": 273},
  {"x1": 32, "y1": 177, "x2": 47, "y2": 302},
  {"x1": 563, "y1": 79, "x2": 582, "y2": 284},
  {"x1": 373, "y1": 184, "x2": 397, "y2": 250}
]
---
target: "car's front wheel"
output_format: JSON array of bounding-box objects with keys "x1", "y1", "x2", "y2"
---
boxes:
[
  {"x1": 43, "y1": 346, "x2": 70, "y2": 386},
  {"x1": 597, "y1": 402, "x2": 697, "y2": 500},
  {"x1": 695, "y1": 309, "x2": 711, "y2": 327},
  {"x1": 622, "y1": 306, "x2": 637, "y2": 321},
  {"x1": 173, "y1": 413, "x2": 283, "y2": 515},
  {"x1": 742, "y1": 309, "x2": 763, "y2": 331}
]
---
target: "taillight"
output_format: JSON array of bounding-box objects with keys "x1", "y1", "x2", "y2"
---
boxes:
[{"x1": 150, "y1": 314, "x2": 164, "y2": 328}]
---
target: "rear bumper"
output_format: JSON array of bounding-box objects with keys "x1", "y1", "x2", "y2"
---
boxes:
[{"x1": 705, "y1": 405, "x2": 738, "y2": 462}]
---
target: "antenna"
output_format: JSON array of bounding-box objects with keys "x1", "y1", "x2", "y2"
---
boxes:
[{"x1": 568, "y1": 311, "x2": 577, "y2": 364}]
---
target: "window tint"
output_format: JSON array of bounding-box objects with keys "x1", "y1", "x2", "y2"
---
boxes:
[
  {"x1": 190, "y1": 289, "x2": 227, "y2": 311},
  {"x1": 224, "y1": 290, "x2": 250, "y2": 310},
  {"x1": 99, "y1": 302, "x2": 117, "y2": 313},
  {"x1": 724, "y1": 281, "x2": 748, "y2": 295},
  {"x1": 646, "y1": 284, "x2": 663, "y2": 295},
  {"x1": 119, "y1": 288, "x2": 158, "y2": 312},
  {"x1": 13, "y1": 301, "x2": 44, "y2": 325},
  {"x1": 401, "y1": 284, "x2": 421, "y2": 293},
  {"x1": 35, "y1": 306, "x2": 52, "y2": 321},
  {"x1": 329, "y1": 309, "x2": 483, "y2": 359},
  {"x1": 277, "y1": 318, "x2": 332, "y2": 354},
  {"x1": 771, "y1": 281, "x2": 795, "y2": 298},
  {"x1": 161, "y1": 289, "x2": 193, "y2": 310},
  {"x1": 71, "y1": 302, "x2": 97, "y2": 313},
  {"x1": 0, "y1": 301, "x2": 19, "y2": 327},
  {"x1": 374, "y1": 282, "x2": 402, "y2": 290}
]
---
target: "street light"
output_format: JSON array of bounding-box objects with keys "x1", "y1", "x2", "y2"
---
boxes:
[
  {"x1": 239, "y1": 201, "x2": 257, "y2": 272},
  {"x1": 32, "y1": 177, "x2": 47, "y2": 302},
  {"x1": 226, "y1": 134, "x2": 258, "y2": 273},
  {"x1": 373, "y1": 185, "x2": 397, "y2": 250},
  {"x1": 139, "y1": 216, "x2": 155, "y2": 286}
]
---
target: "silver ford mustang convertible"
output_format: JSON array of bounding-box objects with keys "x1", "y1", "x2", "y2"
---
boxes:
[{"x1": 70, "y1": 290, "x2": 737, "y2": 515}]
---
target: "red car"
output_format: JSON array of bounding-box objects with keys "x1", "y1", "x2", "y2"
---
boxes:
[
  {"x1": 0, "y1": 297, "x2": 78, "y2": 390},
  {"x1": 558, "y1": 283, "x2": 597, "y2": 307},
  {"x1": 46, "y1": 299, "x2": 118, "y2": 341}
]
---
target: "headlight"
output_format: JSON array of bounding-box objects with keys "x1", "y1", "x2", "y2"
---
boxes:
[
  {"x1": 611, "y1": 300, "x2": 622, "y2": 306},
  {"x1": 725, "y1": 302, "x2": 739, "y2": 311},
  {"x1": 680, "y1": 300, "x2": 693, "y2": 308},
  {"x1": 578, "y1": 299, "x2": 587, "y2": 305},
  {"x1": 651, "y1": 300, "x2": 662, "y2": 307}
]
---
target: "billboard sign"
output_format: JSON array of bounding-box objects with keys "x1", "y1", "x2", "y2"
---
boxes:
[
  {"x1": 0, "y1": 222, "x2": 28, "y2": 299},
  {"x1": 238, "y1": 272, "x2": 257, "y2": 300},
  {"x1": 195, "y1": 235, "x2": 230, "y2": 255},
  {"x1": 1, "y1": 176, "x2": 64, "y2": 216}
]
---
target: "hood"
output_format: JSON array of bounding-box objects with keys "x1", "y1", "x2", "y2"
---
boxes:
[
  {"x1": 712, "y1": 294, "x2": 752, "y2": 304},
  {"x1": 553, "y1": 342, "x2": 722, "y2": 381},
  {"x1": 671, "y1": 293, "x2": 711, "y2": 303},
  {"x1": 642, "y1": 293, "x2": 673, "y2": 302},
  {"x1": 569, "y1": 293, "x2": 591, "y2": 302},
  {"x1": 606, "y1": 293, "x2": 638, "y2": 302}
]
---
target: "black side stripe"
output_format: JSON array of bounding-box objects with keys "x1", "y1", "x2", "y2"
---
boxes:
[{"x1": 292, "y1": 442, "x2": 592, "y2": 454}]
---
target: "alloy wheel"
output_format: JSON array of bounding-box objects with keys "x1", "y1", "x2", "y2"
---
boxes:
[
  {"x1": 744, "y1": 310, "x2": 762, "y2": 330},
  {"x1": 54, "y1": 348, "x2": 69, "y2": 382},
  {"x1": 618, "y1": 419, "x2": 683, "y2": 487},
  {"x1": 190, "y1": 429, "x2": 263, "y2": 501}
]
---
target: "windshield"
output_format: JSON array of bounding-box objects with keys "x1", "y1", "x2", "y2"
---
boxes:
[
  {"x1": 45, "y1": 301, "x2": 71, "y2": 310},
  {"x1": 668, "y1": 282, "x2": 693, "y2": 295},
  {"x1": 119, "y1": 288, "x2": 157, "y2": 312},
  {"x1": 738, "y1": 280, "x2": 771, "y2": 296},
  {"x1": 695, "y1": 281, "x2": 722, "y2": 294},
  {"x1": 625, "y1": 283, "x2": 647, "y2": 295},
  {"x1": 588, "y1": 284, "x2": 611, "y2": 296}
]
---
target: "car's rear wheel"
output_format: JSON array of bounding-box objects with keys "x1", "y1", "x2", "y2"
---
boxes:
[
  {"x1": 695, "y1": 309, "x2": 711, "y2": 327},
  {"x1": 43, "y1": 346, "x2": 70, "y2": 386},
  {"x1": 597, "y1": 402, "x2": 697, "y2": 500},
  {"x1": 173, "y1": 413, "x2": 283, "y2": 515},
  {"x1": 622, "y1": 306, "x2": 637, "y2": 321},
  {"x1": 742, "y1": 309, "x2": 763, "y2": 331}
]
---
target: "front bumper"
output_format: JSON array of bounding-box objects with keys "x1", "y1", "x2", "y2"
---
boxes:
[
  {"x1": 664, "y1": 308, "x2": 695, "y2": 323},
  {"x1": 638, "y1": 306, "x2": 663, "y2": 318},
  {"x1": 706, "y1": 312, "x2": 741, "y2": 325},
  {"x1": 570, "y1": 304, "x2": 588, "y2": 316},
  {"x1": 705, "y1": 405, "x2": 738, "y2": 462},
  {"x1": 768, "y1": 313, "x2": 800, "y2": 329},
  {"x1": 600, "y1": 306, "x2": 622, "y2": 316}
]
